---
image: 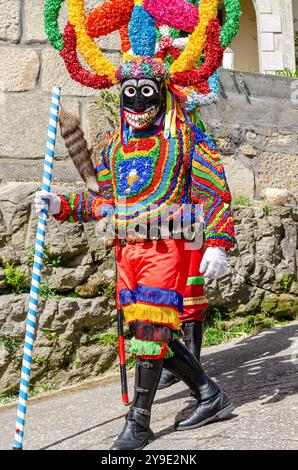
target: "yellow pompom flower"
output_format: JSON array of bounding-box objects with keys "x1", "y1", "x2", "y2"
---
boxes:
[
  {"x1": 68, "y1": 0, "x2": 116, "y2": 82},
  {"x1": 170, "y1": 0, "x2": 218, "y2": 75}
]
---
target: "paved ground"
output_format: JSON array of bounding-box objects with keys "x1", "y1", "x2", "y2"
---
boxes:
[{"x1": 1, "y1": 322, "x2": 298, "y2": 450}]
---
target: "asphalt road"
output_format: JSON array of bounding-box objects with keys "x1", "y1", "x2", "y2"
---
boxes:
[{"x1": 1, "y1": 322, "x2": 297, "y2": 450}]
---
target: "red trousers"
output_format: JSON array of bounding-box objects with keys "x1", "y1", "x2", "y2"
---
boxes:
[{"x1": 116, "y1": 240, "x2": 207, "y2": 333}]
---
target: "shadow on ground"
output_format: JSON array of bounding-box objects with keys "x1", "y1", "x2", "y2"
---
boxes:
[
  {"x1": 154, "y1": 323, "x2": 298, "y2": 432},
  {"x1": 40, "y1": 322, "x2": 298, "y2": 448}
]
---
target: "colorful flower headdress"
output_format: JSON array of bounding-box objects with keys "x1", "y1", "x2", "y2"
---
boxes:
[
  {"x1": 44, "y1": 0, "x2": 241, "y2": 105},
  {"x1": 115, "y1": 56, "x2": 169, "y2": 83}
]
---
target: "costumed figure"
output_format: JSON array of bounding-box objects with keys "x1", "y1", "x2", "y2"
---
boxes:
[{"x1": 37, "y1": 0, "x2": 242, "y2": 450}]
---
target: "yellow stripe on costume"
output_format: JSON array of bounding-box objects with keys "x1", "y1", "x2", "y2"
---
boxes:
[
  {"x1": 123, "y1": 304, "x2": 181, "y2": 330},
  {"x1": 192, "y1": 159, "x2": 225, "y2": 188},
  {"x1": 98, "y1": 168, "x2": 110, "y2": 177},
  {"x1": 184, "y1": 296, "x2": 209, "y2": 306}
]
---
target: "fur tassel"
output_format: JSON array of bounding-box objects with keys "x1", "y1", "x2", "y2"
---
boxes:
[{"x1": 59, "y1": 107, "x2": 99, "y2": 193}]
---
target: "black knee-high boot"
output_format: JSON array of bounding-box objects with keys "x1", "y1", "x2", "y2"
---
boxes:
[
  {"x1": 111, "y1": 357, "x2": 163, "y2": 450},
  {"x1": 181, "y1": 320, "x2": 204, "y2": 362},
  {"x1": 157, "y1": 320, "x2": 204, "y2": 390},
  {"x1": 164, "y1": 340, "x2": 234, "y2": 430}
]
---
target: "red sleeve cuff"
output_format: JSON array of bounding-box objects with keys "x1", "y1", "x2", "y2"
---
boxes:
[
  {"x1": 205, "y1": 238, "x2": 235, "y2": 252},
  {"x1": 53, "y1": 195, "x2": 71, "y2": 222}
]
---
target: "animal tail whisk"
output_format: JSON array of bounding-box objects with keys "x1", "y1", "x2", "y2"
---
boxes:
[{"x1": 59, "y1": 107, "x2": 99, "y2": 193}]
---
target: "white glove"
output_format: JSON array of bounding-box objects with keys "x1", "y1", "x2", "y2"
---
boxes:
[
  {"x1": 200, "y1": 247, "x2": 228, "y2": 279},
  {"x1": 34, "y1": 191, "x2": 61, "y2": 217}
]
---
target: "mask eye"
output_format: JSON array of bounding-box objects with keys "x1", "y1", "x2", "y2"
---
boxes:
[
  {"x1": 124, "y1": 86, "x2": 136, "y2": 97},
  {"x1": 141, "y1": 86, "x2": 154, "y2": 97}
]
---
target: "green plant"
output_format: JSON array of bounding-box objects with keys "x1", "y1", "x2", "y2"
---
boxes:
[
  {"x1": 33, "y1": 357, "x2": 47, "y2": 365},
  {"x1": 202, "y1": 307, "x2": 291, "y2": 348},
  {"x1": 96, "y1": 91, "x2": 120, "y2": 130},
  {"x1": 98, "y1": 332, "x2": 118, "y2": 346},
  {"x1": 39, "y1": 284, "x2": 78, "y2": 299},
  {"x1": 29, "y1": 382, "x2": 56, "y2": 397},
  {"x1": 65, "y1": 291, "x2": 79, "y2": 298},
  {"x1": 0, "y1": 382, "x2": 57, "y2": 405},
  {"x1": 64, "y1": 344, "x2": 75, "y2": 358},
  {"x1": 0, "y1": 333, "x2": 20, "y2": 353},
  {"x1": 0, "y1": 393, "x2": 18, "y2": 405},
  {"x1": 232, "y1": 195, "x2": 252, "y2": 207},
  {"x1": 263, "y1": 202, "x2": 272, "y2": 216},
  {"x1": 281, "y1": 273, "x2": 293, "y2": 293},
  {"x1": 27, "y1": 246, "x2": 50, "y2": 267},
  {"x1": 102, "y1": 282, "x2": 116, "y2": 300},
  {"x1": 203, "y1": 327, "x2": 228, "y2": 347},
  {"x1": 276, "y1": 68, "x2": 298, "y2": 78},
  {"x1": 42, "y1": 329, "x2": 58, "y2": 342},
  {"x1": 39, "y1": 283, "x2": 57, "y2": 299},
  {"x1": 51, "y1": 256, "x2": 67, "y2": 267},
  {"x1": 40, "y1": 286, "x2": 79, "y2": 299},
  {"x1": 204, "y1": 129, "x2": 216, "y2": 141},
  {"x1": 126, "y1": 355, "x2": 136, "y2": 370},
  {"x1": 205, "y1": 306, "x2": 227, "y2": 327},
  {"x1": 27, "y1": 246, "x2": 67, "y2": 268},
  {"x1": 238, "y1": 72, "x2": 245, "y2": 87},
  {"x1": 4, "y1": 262, "x2": 27, "y2": 294},
  {"x1": 203, "y1": 319, "x2": 260, "y2": 346}
]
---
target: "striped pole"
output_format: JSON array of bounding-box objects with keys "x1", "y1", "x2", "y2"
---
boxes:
[{"x1": 13, "y1": 86, "x2": 62, "y2": 450}]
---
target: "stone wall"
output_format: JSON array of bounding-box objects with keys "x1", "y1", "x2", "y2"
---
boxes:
[
  {"x1": 201, "y1": 69, "x2": 298, "y2": 205},
  {"x1": 0, "y1": 182, "x2": 118, "y2": 396},
  {"x1": 0, "y1": 0, "x2": 120, "y2": 184},
  {"x1": 0, "y1": 183, "x2": 297, "y2": 396}
]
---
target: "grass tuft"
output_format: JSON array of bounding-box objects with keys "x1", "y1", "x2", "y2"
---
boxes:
[{"x1": 4, "y1": 262, "x2": 27, "y2": 294}]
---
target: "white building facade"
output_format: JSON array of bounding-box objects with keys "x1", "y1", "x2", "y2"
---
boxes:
[{"x1": 221, "y1": 0, "x2": 298, "y2": 74}]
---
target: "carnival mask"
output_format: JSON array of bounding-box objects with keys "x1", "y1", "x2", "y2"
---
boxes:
[{"x1": 121, "y1": 78, "x2": 164, "y2": 129}]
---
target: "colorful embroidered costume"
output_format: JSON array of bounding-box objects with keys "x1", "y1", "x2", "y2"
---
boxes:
[
  {"x1": 44, "y1": 0, "x2": 241, "y2": 450},
  {"x1": 56, "y1": 122, "x2": 234, "y2": 246},
  {"x1": 55, "y1": 117, "x2": 234, "y2": 356}
]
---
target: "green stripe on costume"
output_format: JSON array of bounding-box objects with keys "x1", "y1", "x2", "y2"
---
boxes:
[
  {"x1": 187, "y1": 276, "x2": 205, "y2": 286},
  {"x1": 98, "y1": 173, "x2": 112, "y2": 182},
  {"x1": 69, "y1": 194, "x2": 76, "y2": 213},
  {"x1": 130, "y1": 338, "x2": 174, "y2": 359},
  {"x1": 192, "y1": 166, "x2": 224, "y2": 192},
  {"x1": 205, "y1": 205, "x2": 226, "y2": 233}
]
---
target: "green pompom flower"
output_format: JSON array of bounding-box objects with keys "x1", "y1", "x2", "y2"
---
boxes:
[
  {"x1": 220, "y1": 0, "x2": 242, "y2": 48},
  {"x1": 44, "y1": 0, "x2": 65, "y2": 51}
]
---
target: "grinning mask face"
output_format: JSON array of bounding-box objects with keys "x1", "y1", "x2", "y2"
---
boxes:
[{"x1": 121, "y1": 78, "x2": 164, "y2": 129}]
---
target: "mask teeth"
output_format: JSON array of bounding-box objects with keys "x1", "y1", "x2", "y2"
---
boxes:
[{"x1": 124, "y1": 107, "x2": 158, "y2": 128}]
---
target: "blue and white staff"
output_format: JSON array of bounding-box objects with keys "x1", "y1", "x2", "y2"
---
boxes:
[{"x1": 13, "y1": 86, "x2": 62, "y2": 450}]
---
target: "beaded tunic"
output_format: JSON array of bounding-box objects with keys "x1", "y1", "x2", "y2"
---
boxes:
[{"x1": 56, "y1": 119, "x2": 235, "y2": 250}]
